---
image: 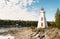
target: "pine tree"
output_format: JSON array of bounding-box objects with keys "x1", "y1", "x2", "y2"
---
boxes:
[{"x1": 55, "y1": 8, "x2": 60, "y2": 28}]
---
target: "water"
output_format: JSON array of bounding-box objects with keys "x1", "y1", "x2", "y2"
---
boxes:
[{"x1": 0, "y1": 27, "x2": 19, "y2": 32}]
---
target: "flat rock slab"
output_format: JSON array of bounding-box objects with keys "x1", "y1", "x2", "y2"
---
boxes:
[{"x1": 14, "y1": 28, "x2": 33, "y2": 39}]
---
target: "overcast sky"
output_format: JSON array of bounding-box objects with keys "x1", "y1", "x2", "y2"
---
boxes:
[{"x1": 0, "y1": 0, "x2": 60, "y2": 21}]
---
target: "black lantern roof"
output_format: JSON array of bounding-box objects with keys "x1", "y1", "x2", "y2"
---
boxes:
[{"x1": 41, "y1": 8, "x2": 44, "y2": 10}]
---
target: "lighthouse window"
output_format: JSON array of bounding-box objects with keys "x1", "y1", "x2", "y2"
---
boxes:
[
  {"x1": 41, "y1": 23, "x2": 43, "y2": 26},
  {"x1": 41, "y1": 17, "x2": 43, "y2": 21}
]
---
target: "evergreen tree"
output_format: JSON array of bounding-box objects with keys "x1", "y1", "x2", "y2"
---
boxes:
[{"x1": 55, "y1": 8, "x2": 60, "y2": 28}]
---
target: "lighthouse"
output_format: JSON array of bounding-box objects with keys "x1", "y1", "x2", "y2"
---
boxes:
[{"x1": 37, "y1": 8, "x2": 48, "y2": 28}]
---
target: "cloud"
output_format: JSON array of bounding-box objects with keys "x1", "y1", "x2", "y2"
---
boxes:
[
  {"x1": 0, "y1": 0, "x2": 38, "y2": 21},
  {"x1": 4, "y1": 0, "x2": 34, "y2": 7}
]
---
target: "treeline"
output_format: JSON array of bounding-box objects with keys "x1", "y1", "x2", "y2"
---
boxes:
[
  {"x1": 47, "y1": 21, "x2": 56, "y2": 27},
  {"x1": 0, "y1": 20, "x2": 56, "y2": 28},
  {"x1": 55, "y1": 8, "x2": 60, "y2": 28},
  {"x1": 0, "y1": 20, "x2": 38, "y2": 28}
]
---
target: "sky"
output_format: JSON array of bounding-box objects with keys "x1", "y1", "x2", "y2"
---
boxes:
[{"x1": 0, "y1": 0, "x2": 60, "y2": 21}]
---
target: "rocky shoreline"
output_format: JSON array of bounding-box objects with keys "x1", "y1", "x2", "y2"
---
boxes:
[
  {"x1": 0, "y1": 27, "x2": 60, "y2": 39},
  {"x1": 31, "y1": 28, "x2": 60, "y2": 39},
  {"x1": 13, "y1": 27, "x2": 60, "y2": 39}
]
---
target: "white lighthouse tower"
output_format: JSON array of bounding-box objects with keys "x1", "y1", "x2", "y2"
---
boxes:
[{"x1": 37, "y1": 8, "x2": 48, "y2": 28}]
